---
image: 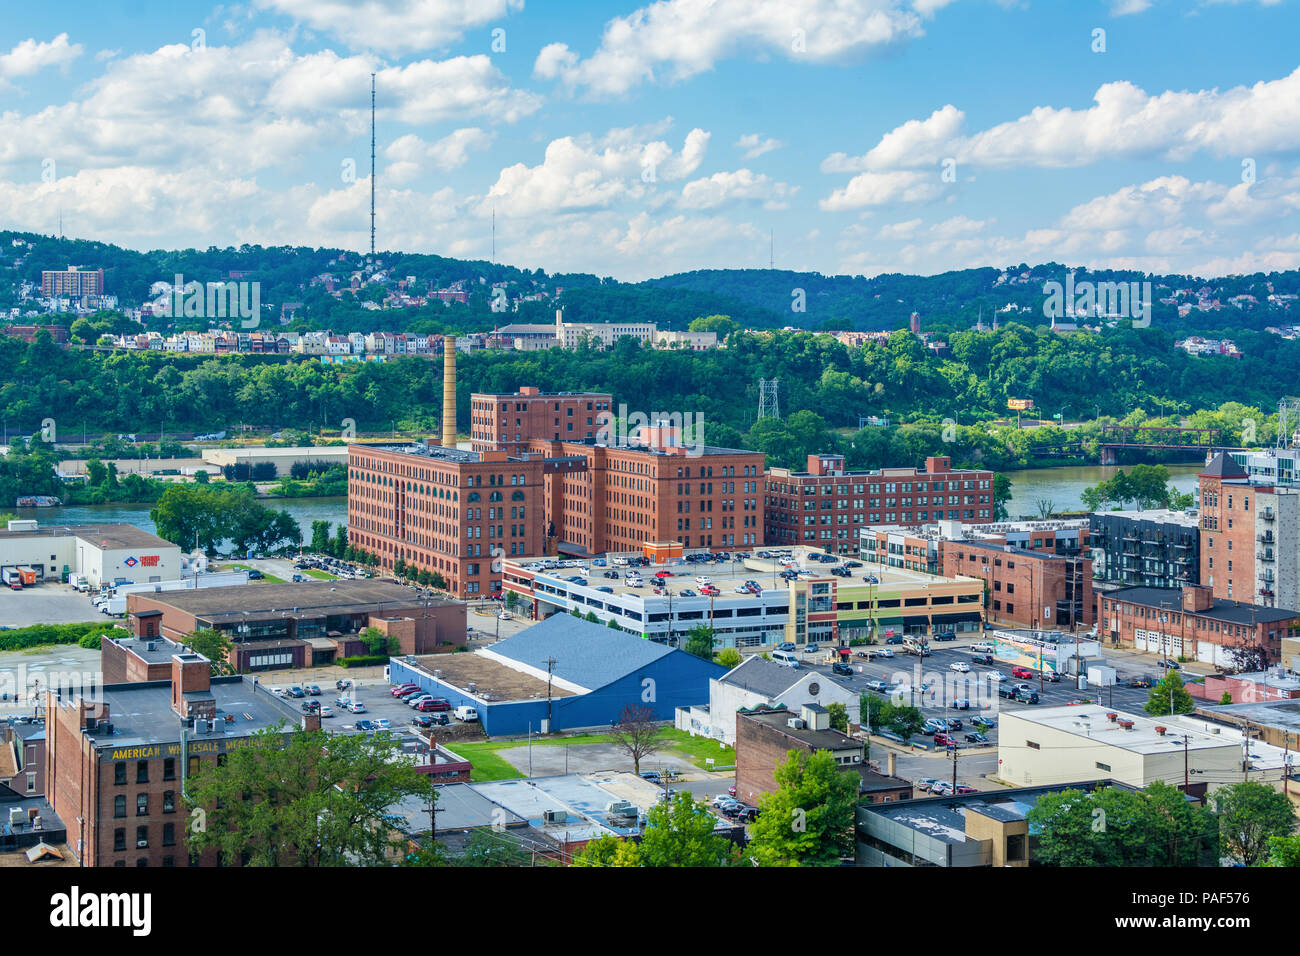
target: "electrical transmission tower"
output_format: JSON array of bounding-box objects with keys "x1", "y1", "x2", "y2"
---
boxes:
[
  {"x1": 1278, "y1": 398, "x2": 1300, "y2": 449},
  {"x1": 758, "y1": 379, "x2": 780, "y2": 420}
]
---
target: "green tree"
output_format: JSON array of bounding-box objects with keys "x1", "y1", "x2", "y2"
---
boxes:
[
  {"x1": 639, "y1": 793, "x2": 743, "y2": 867},
  {"x1": 1145, "y1": 669, "x2": 1195, "y2": 716},
  {"x1": 183, "y1": 628, "x2": 234, "y2": 676},
  {"x1": 993, "y1": 473, "x2": 1013, "y2": 520},
  {"x1": 1028, "y1": 782, "x2": 1217, "y2": 866},
  {"x1": 887, "y1": 702, "x2": 925, "y2": 741},
  {"x1": 1212, "y1": 781, "x2": 1296, "y2": 866},
  {"x1": 826, "y1": 701, "x2": 849, "y2": 733},
  {"x1": 1263, "y1": 833, "x2": 1300, "y2": 867},
  {"x1": 716, "y1": 647, "x2": 741, "y2": 669},
  {"x1": 684, "y1": 624, "x2": 716, "y2": 660},
  {"x1": 574, "y1": 833, "x2": 643, "y2": 867},
  {"x1": 360, "y1": 625, "x2": 398, "y2": 656},
  {"x1": 310, "y1": 519, "x2": 332, "y2": 554},
  {"x1": 454, "y1": 828, "x2": 531, "y2": 867},
  {"x1": 860, "y1": 692, "x2": 887, "y2": 732},
  {"x1": 184, "y1": 725, "x2": 431, "y2": 866},
  {"x1": 608, "y1": 704, "x2": 662, "y2": 776},
  {"x1": 747, "y1": 749, "x2": 860, "y2": 866},
  {"x1": 1219, "y1": 691, "x2": 1233, "y2": 705}
]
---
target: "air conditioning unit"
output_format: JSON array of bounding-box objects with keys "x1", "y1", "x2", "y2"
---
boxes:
[
  {"x1": 193, "y1": 719, "x2": 209, "y2": 734},
  {"x1": 137, "y1": 840, "x2": 148, "y2": 848},
  {"x1": 542, "y1": 809, "x2": 566, "y2": 824},
  {"x1": 8, "y1": 806, "x2": 23, "y2": 827},
  {"x1": 101, "y1": 722, "x2": 114, "y2": 735},
  {"x1": 787, "y1": 718, "x2": 805, "y2": 730}
]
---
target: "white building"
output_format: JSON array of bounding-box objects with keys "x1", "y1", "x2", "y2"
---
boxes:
[
  {"x1": 997, "y1": 704, "x2": 1241, "y2": 790},
  {"x1": 678, "y1": 655, "x2": 860, "y2": 745},
  {"x1": 0, "y1": 521, "x2": 183, "y2": 589}
]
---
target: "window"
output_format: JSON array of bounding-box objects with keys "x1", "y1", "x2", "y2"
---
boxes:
[
  {"x1": 137, "y1": 794, "x2": 149, "y2": 816},
  {"x1": 137, "y1": 760, "x2": 149, "y2": 784},
  {"x1": 1096, "y1": 762, "x2": 1112, "y2": 772},
  {"x1": 162, "y1": 822, "x2": 176, "y2": 846},
  {"x1": 115, "y1": 762, "x2": 127, "y2": 785},
  {"x1": 163, "y1": 758, "x2": 176, "y2": 781},
  {"x1": 1026, "y1": 740, "x2": 1040, "y2": 750},
  {"x1": 163, "y1": 790, "x2": 176, "y2": 813},
  {"x1": 1006, "y1": 833, "x2": 1026, "y2": 861},
  {"x1": 136, "y1": 826, "x2": 148, "y2": 848},
  {"x1": 114, "y1": 828, "x2": 126, "y2": 851},
  {"x1": 114, "y1": 795, "x2": 126, "y2": 818}
]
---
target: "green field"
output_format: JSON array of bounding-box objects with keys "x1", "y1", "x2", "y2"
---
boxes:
[{"x1": 449, "y1": 728, "x2": 734, "y2": 782}]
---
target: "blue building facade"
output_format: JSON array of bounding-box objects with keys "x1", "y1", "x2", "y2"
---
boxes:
[{"x1": 388, "y1": 616, "x2": 725, "y2": 736}]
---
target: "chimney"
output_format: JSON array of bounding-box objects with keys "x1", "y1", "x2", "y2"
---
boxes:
[
  {"x1": 170, "y1": 652, "x2": 212, "y2": 719},
  {"x1": 925, "y1": 455, "x2": 951, "y2": 474},
  {"x1": 441, "y1": 337, "x2": 457, "y2": 448},
  {"x1": 887, "y1": 751, "x2": 897, "y2": 777},
  {"x1": 1181, "y1": 584, "x2": 1213, "y2": 612}
]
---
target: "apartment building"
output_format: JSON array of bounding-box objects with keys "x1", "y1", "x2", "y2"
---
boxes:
[
  {"x1": 41, "y1": 266, "x2": 103, "y2": 298},
  {"x1": 942, "y1": 539, "x2": 1093, "y2": 628},
  {"x1": 470, "y1": 386, "x2": 613, "y2": 453},
  {"x1": 347, "y1": 442, "x2": 546, "y2": 598},
  {"x1": 1090, "y1": 509, "x2": 1201, "y2": 590},
  {"x1": 766, "y1": 455, "x2": 995, "y2": 556},
  {"x1": 1199, "y1": 452, "x2": 1300, "y2": 609}
]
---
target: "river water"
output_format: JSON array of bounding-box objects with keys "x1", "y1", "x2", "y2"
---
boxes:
[
  {"x1": 10, "y1": 464, "x2": 1207, "y2": 540},
  {"x1": 12, "y1": 496, "x2": 349, "y2": 544},
  {"x1": 1001, "y1": 463, "x2": 1203, "y2": 518}
]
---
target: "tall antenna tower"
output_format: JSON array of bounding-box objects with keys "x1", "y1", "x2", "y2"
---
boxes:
[
  {"x1": 491, "y1": 208, "x2": 495, "y2": 262},
  {"x1": 1277, "y1": 397, "x2": 1300, "y2": 449},
  {"x1": 370, "y1": 72, "x2": 376, "y2": 257},
  {"x1": 758, "y1": 379, "x2": 780, "y2": 420}
]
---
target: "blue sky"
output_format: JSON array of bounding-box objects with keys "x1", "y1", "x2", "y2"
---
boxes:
[{"x1": 1, "y1": 0, "x2": 1298, "y2": 280}]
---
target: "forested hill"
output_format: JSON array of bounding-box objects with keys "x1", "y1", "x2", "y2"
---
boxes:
[{"x1": 4, "y1": 229, "x2": 1300, "y2": 336}]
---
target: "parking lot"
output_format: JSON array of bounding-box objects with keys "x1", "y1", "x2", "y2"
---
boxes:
[{"x1": 0, "y1": 582, "x2": 109, "y2": 627}]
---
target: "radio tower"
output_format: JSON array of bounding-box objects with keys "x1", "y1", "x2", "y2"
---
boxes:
[
  {"x1": 369, "y1": 72, "x2": 376, "y2": 257},
  {"x1": 758, "y1": 379, "x2": 780, "y2": 420}
]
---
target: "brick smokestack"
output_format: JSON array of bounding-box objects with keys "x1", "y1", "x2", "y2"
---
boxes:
[
  {"x1": 442, "y1": 336, "x2": 457, "y2": 448},
  {"x1": 171, "y1": 652, "x2": 212, "y2": 719}
]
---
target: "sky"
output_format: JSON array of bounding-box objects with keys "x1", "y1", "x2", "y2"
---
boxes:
[{"x1": 1, "y1": 0, "x2": 1298, "y2": 281}]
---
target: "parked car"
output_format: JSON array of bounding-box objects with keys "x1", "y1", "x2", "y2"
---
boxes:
[
  {"x1": 410, "y1": 714, "x2": 435, "y2": 729},
  {"x1": 406, "y1": 694, "x2": 433, "y2": 707},
  {"x1": 949, "y1": 699, "x2": 971, "y2": 710},
  {"x1": 347, "y1": 701, "x2": 367, "y2": 713},
  {"x1": 885, "y1": 635, "x2": 904, "y2": 645},
  {"x1": 271, "y1": 686, "x2": 287, "y2": 698},
  {"x1": 864, "y1": 679, "x2": 889, "y2": 693},
  {"x1": 950, "y1": 661, "x2": 971, "y2": 673},
  {"x1": 246, "y1": 569, "x2": 264, "y2": 580},
  {"x1": 921, "y1": 718, "x2": 947, "y2": 735},
  {"x1": 933, "y1": 631, "x2": 957, "y2": 642},
  {"x1": 319, "y1": 705, "x2": 333, "y2": 718},
  {"x1": 1158, "y1": 659, "x2": 1181, "y2": 670},
  {"x1": 777, "y1": 642, "x2": 796, "y2": 653},
  {"x1": 972, "y1": 715, "x2": 995, "y2": 729},
  {"x1": 335, "y1": 679, "x2": 352, "y2": 691},
  {"x1": 1012, "y1": 688, "x2": 1039, "y2": 704},
  {"x1": 972, "y1": 654, "x2": 995, "y2": 666},
  {"x1": 373, "y1": 718, "x2": 391, "y2": 731},
  {"x1": 392, "y1": 683, "x2": 419, "y2": 697},
  {"x1": 1011, "y1": 666, "x2": 1034, "y2": 680},
  {"x1": 300, "y1": 700, "x2": 320, "y2": 713},
  {"x1": 454, "y1": 705, "x2": 479, "y2": 722},
  {"x1": 832, "y1": 661, "x2": 853, "y2": 676},
  {"x1": 804, "y1": 643, "x2": 820, "y2": 653},
  {"x1": 354, "y1": 720, "x2": 375, "y2": 731},
  {"x1": 945, "y1": 718, "x2": 963, "y2": 731},
  {"x1": 415, "y1": 697, "x2": 451, "y2": 712},
  {"x1": 640, "y1": 770, "x2": 662, "y2": 783},
  {"x1": 915, "y1": 777, "x2": 940, "y2": 793},
  {"x1": 964, "y1": 731, "x2": 990, "y2": 744},
  {"x1": 983, "y1": 671, "x2": 1007, "y2": 683},
  {"x1": 934, "y1": 732, "x2": 959, "y2": 747},
  {"x1": 736, "y1": 806, "x2": 761, "y2": 823},
  {"x1": 305, "y1": 684, "x2": 321, "y2": 696},
  {"x1": 1125, "y1": 676, "x2": 1154, "y2": 688},
  {"x1": 287, "y1": 686, "x2": 306, "y2": 698},
  {"x1": 728, "y1": 784, "x2": 737, "y2": 797},
  {"x1": 930, "y1": 780, "x2": 956, "y2": 795}
]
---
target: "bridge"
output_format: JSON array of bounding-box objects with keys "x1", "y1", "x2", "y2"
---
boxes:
[{"x1": 1098, "y1": 424, "x2": 1226, "y2": 465}]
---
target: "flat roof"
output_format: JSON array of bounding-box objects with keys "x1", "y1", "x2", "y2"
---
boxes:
[
  {"x1": 1103, "y1": 586, "x2": 1300, "y2": 624},
  {"x1": 1091, "y1": 508, "x2": 1201, "y2": 527},
  {"x1": 135, "y1": 579, "x2": 457, "y2": 621},
  {"x1": 56, "y1": 675, "x2": 305, "y2": 751},
  {"x1": 0, "y1": 523, "x2": 175, "y2": 550},
  {"x1": 1002, "y1": 704, "x2": 1238, "y2": 756},
  {"x1": 740, "y1": 707, "x2": 861, "y2": 750},
  {"x1": 1199, "y1": 697, "x2": 1300, "y2": 734},
  {"x1": 409, "y1": 652, "x2": 578, "y2": 702},
  {"x1": 470, "y1": 776, "x2": 629, "y2": 840},
  {"x1": 110, "y1": 635, "x2": 183, "y2": 664}
]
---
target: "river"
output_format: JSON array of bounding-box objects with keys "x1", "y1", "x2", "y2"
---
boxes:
[
  {"x1": 1001, "y1": 463, "x2": 1203, "y2": 518},
  {"x1": 10, "y1": 464, "x2": 1206, "y2": 541},
  {"x1": 12, "y1": 496, "x2": 349, "y2": 544}
]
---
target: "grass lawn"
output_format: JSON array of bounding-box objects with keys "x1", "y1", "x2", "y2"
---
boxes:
[
  {"x1": 230, "y1": 565, "x2": 287, "y2": 584},
  {"x1": 299, "y1": 568, "x2": 338, "y2": 580},
  {"x1": 451, "y1": 728, "x2": 734, "y2": 782}
]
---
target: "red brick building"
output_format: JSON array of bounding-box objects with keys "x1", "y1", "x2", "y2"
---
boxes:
[
  {"x1": 41, "y1": 267, "x2": 103, "y2": 298},
  {"x1": 471, "y1": 386, "x2": 612, "y2": 453},
  {"x1": 348, "y1": 442, "x2": 546, "y2": 598},
  {"x1": 1095, "y1": 584, "x2": 1300, "y2": 667},
  {"x1": 44, "y1": 651, "x2": 316, "y2": 866},
  {"x1": 766, "y1": 455, "x2": 996, "y2": 556},
  {"x1": 942, "y1": 540, "x2": 1093, "y2": 629},
  {"x1": 524, "y1": 426, "x2": 765, "y2": 555}
]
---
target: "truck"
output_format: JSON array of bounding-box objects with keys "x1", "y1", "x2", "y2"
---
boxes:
[
  {"x1": 1, "y1": 568, "x2": 22, "y2": 590},
  {"x1": 903, "y1": 637, "x2": 931, "y2": 657},
  {"x1": 69, "y1": 574, "x2": 89, "y2": 592},
  {"x1": 15, "y1": 566, "x2": 37, "y2": 586},
  {"x1": 100, "y1": 596, "x2": 127, "y2": 615}
]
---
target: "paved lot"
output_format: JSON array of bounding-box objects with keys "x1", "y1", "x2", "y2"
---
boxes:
[
  {"x1": 0, "y1": 644, "x2": 103, "y2": 714},
  {"x1": 496, "y1": 741, "x2": 701, "y2": 778},
  {"x1": 0, "y1": 583, "x2": 107, "y2": 626}
]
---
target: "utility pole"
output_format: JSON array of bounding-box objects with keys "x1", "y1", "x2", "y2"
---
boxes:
[
  {"x1": 545, "y1": 656, "x2": 556, "y2": 732},
  {"x1": 1244, "y1": 718, "x2": 1251, "y2": 781},
  {"x1": 370, "y1": 72, "x2": 376, "y2": 256},
  {"x1": 1285, "y1": 732, "x2": 1292, "y2": 797},
  {"x1": 950, "y1": 743, "x2": 958, "y2": 794},
  {"x1": 1183, "y1": 734, "x2": 1189, "y2": 793}
]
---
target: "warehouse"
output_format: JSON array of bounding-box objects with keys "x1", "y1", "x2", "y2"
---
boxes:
[
  {"x1": 0, "y1": 521, "x2": 181, "y2": 589},
  {"x1": 387, "y1": 614, "x2": 725, "y2": 735}
]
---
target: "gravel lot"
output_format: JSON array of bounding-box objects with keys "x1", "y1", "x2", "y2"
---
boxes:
[{"x1": 0, "y1": 583, "x2": 108, "y2": 626}]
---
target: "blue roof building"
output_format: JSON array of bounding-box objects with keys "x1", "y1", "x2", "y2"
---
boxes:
[{"x1": 388, "y1": 615, "x2": 726, "y2": 736}]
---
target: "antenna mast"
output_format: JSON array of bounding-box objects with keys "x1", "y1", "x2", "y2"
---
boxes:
[{"x1": 370, "y1": 72, "x2": 376, "y2": 256}]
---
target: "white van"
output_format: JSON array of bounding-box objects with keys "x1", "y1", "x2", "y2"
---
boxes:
[
  {"x1": 771, "y1": 650, "x2": 801, "y2": 668},
  {"x1": 695, "y1": 575, "x2": 712, "y2": 587},
  {"x1": 454, "y1": 705, "x2": 479, "y2": 722}
]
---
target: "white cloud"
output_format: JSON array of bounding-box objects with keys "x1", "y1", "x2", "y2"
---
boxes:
[
  {"x1": 534, "y1": 0, "x2": 946, "y2": 97},
  {"x1": 0, "y1": 34, "x2": 83, "y2": 78},
  {"x1": 820, "y1": 170, "x2": 945, "y2": 210},
  {"x1": 678, "y1": 168, "x2": 797, "y2": 209},
  {"x1": 385, "y1": 129, "x2": 494, "y2": 183},
  {"x1": 735, "y1": 133, "x2": 784, "y2": 159},
  {"x1": 478, "y1": 128, "x2": 710, "y2": 218},
  {"x1": 254, "y1": 0, "x2": 523, "y2": 53}
]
